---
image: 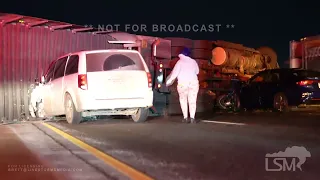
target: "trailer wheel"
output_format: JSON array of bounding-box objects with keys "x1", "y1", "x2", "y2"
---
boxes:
[
  {"x1": 171, "y1": 46, "x2": 185, "y2": 57},
  {"x1": 165, "y1": 37, "x2": 193, "y2": 48},
  {"x1": 191, "y1": 49, "x2": 211, "y2": 59},
  {"x1": 198, "y1": 70, "x2": 207, "y2": 82},
  {"x1": 131, "y1": 108, "x2": 148, "y2": 123},
  {"x1": 195, "y1": 59, "x2": 210, "y2": 68},
  {"x1": 65, "y1": 93, "x2": 82, "y2": 124}
]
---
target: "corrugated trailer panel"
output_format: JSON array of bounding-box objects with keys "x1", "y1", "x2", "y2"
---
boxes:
[
  {"x1": 0, "y1": 26, "x2": 3, "y2": 119},
  {"x1": 0, "y1": 23, "x2": 122, "y2": 121}
]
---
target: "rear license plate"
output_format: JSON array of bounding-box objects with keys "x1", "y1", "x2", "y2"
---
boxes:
[{"x1": 318, "y1": 83, "x2": 320, "y2": 88}]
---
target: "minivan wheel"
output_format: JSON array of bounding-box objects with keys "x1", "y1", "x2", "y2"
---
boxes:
[
  {"x1": 131, "y1": 108, "x2": 148, "y2": 123},
  {"x1": 65, "y1": 93, "x2": 82, "y2": 124},
  {"x1": 273, "y1": 92, "x2": 289, "y2": 112}
]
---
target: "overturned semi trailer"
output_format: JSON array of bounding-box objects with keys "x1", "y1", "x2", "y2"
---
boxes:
[
  {"x1": 165, "y1": 38, "x2": 279, "y2": 107},
  {"x1": 106, "y1": 32, "x2": 214, "y2": 115},
  {"x1": 0, "y1": 13, "x2": 122, "y2": 121}
]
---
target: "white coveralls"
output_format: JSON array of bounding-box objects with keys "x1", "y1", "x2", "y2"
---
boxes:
[{"x1": 166, "y1": 54, "x2": 200, "y2": 119}]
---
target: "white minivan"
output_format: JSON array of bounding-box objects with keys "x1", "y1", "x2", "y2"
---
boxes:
[{"x1": 41, "y1": 49, "x2": 153, "y2": 124}]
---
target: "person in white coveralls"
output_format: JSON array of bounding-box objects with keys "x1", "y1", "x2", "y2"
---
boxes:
[{"x1": 166, "y1": 47, "x2": 200, "y2": 123}]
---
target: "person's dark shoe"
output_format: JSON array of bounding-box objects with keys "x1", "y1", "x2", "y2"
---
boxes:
[
  {"x1": 190, "y1": 118, "x2": 199, "y2": 124},
  {"x1": 182, "y1": 118, "x2": 190, "y2": 123}
]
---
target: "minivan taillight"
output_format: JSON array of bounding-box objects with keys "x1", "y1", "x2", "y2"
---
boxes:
[
  {"x1": 297, "y1": 80, "x2": 314, "y2": 86},
  {"x1": 147, "y1": 72, "x2": 152, "y2": 88},
  {"x1": 78, "y1": 74, "x2": 88, "y2": 90}
]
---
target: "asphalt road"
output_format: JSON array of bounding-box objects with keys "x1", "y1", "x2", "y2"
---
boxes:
[
  {"x1": 2, "y1": 122, "x2": 128, "y2": 180},
  {"x1": 0, "y1": 125, "x2": 63, "y2": 180},
  {"x1": 44, "y1": 111, "x2": 320, "y2": 180}
]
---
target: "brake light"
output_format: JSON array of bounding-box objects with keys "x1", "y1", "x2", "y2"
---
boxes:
[
  {"x1": 159, "y1": 62, "x2": 163, "y2": 72},
  {"x1": 297, "y1": 80, "x2": 314, "y2": 86},
  {"x1": 157, "y1": 62, "x2": 164, "y2": 89},
  {"x1": 147, "y1": 72, "x2": 152, "y2": 88},
  {"x1": 78, "y1": 74, "x2": 88, "y2": 90}
]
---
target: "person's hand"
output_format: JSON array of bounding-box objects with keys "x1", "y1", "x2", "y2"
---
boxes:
[{"x1": 166, "y1": 78, "x2": 174, "y2": 87}]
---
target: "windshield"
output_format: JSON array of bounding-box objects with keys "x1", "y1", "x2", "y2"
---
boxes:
[{"x1": 86, "y1": 52, "x2": 145, "y2": 72}]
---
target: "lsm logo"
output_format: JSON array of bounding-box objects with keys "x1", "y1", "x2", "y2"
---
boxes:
[{"x1": 265, "y1": 146, "x2": 311, "y2": 171}]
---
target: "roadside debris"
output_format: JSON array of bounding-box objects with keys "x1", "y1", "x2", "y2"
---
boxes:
[{"x1": 28, "y1": 82, "x2": 45, "y2": 118}]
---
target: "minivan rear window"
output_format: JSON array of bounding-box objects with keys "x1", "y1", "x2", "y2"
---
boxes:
[{"x1": 86, "y1": 52, "x2": 145, "y2": 72}]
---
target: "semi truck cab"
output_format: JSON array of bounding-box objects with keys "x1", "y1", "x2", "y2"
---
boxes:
[{"x1": 290, "y1": 36, "x2": 320, "y2": 71}]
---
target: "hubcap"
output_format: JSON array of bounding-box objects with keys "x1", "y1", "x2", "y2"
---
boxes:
[{"x1": 65, "y1": 96, "x2": 73, "y2": 123}]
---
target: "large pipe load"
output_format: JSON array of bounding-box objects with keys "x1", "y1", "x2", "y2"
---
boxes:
[
  {"x1": 211, "y1": 47, "x2": 265, "y2": 69},
  {"x1": 166, "y1": 38, "x2": 279, "y2": 76},
  {"x1": 257, "y1": 46, "x2": 279, "y2": 69},
  {"x1": 210, "y1": 41, "x2": 278, "y2": 74}
]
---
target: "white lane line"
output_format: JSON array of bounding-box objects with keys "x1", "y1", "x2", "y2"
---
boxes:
[{"x1": 201, "y1": 120, "x2": 246, "y2": 126}]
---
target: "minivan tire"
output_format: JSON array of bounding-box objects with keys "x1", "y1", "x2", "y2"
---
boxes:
[
  {"x1": 131, "y1": 108, "x2": 148, "y2": 123},
  {"x1": 65, "y1": 93, "x2": 82, "y2": 124}
]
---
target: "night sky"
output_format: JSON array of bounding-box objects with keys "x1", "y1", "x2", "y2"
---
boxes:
[{"x1": 1, "y1": 0, "x2": 319, "y2": 67}]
